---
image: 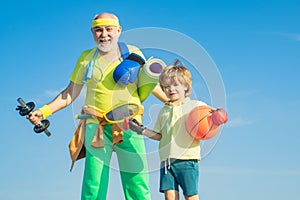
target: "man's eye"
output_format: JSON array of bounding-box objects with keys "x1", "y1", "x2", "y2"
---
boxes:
[{"x1": 94, "y1": 28, "x2": 102, "y2": 32}]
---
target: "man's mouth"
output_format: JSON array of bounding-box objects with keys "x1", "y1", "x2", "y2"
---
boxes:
[{"x1": 99, "y1": 38, "x2": 111, "y2": 43}]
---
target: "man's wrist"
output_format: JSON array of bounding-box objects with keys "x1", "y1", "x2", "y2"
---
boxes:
[{"x1": 38, "y1": 105, "x2": 53, "y2": 119}]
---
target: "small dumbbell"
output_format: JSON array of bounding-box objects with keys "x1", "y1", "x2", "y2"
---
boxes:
[{"x1": 16, "y1": 97, "x2": 51, "y2": 137}]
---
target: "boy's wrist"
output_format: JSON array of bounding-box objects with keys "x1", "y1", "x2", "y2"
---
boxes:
[
  {"x1": 129, "y1": 118, "x2": 146, "y2": 135},
  {"x1": 136, "y1": 126, "x2": 146, "y2": 135}
]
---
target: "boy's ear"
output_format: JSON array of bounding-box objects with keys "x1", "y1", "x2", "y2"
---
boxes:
[{"x1": 185, "y1": 87, "x2": 189, "y2": 96}]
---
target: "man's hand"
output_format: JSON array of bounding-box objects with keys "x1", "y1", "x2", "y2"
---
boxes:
[
  {"x1": 129, "y1": 118, "x2": 146, "y2": 135},
  {"x1": 29, "y1": 110, "x2": 44, "y2": 125}
]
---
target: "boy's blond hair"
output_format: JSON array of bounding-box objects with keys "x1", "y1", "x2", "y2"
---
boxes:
[{"x1": 159, "y1": 59, "x2": 192, "y2": 97}]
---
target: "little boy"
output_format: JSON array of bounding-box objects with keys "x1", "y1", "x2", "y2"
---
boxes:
[{"x1": 129, "y1": 60, "x2": 209, "y2": 200}]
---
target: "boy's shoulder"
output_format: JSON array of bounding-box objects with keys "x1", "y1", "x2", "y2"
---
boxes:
[{"x1": 185, "y1": 98, "x2": 207, "y2": 107}]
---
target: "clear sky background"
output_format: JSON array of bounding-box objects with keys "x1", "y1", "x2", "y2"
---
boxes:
[{"x1": 1, "y1": 0, "x2": 300, "y2": 199}]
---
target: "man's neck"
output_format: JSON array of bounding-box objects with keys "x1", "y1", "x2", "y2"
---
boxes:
[{"x1": 98, "y1": 47, "x2": 120, "y2": 62}]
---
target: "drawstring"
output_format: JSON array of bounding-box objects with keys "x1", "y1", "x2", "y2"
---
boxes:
[
  {"x1": 164, "y1": 160, "x2": 167, "y2": 174},
  {"x1": 164, "y1": 158, "x2": 171, "y2": 174}
]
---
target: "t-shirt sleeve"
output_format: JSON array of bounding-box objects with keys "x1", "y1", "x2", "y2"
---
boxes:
[{"x1": 153, "y1": 108, "x2": 164, "y2": 133}]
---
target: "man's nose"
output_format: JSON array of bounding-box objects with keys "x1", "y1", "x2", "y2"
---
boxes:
[{"x1": 101, "y1": 29, "x2": 108, "y2": 37}]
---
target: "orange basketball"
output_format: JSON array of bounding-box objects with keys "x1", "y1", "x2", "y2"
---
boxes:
[{"x1": 185, "y1": 106, "x2": 221, "y2": 140}]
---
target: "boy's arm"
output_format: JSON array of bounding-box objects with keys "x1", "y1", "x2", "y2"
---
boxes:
[
  {"x1": 143, "y1": 128, "x2": 162, "y2": 141},
  {"x1": 129, "y1": 119, "x2": 162, "y2": 141}
]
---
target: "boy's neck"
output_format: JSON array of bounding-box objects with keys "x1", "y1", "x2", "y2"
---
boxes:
[{"x1": 169, "y1": 97, "x2": 189, "y2": 105}]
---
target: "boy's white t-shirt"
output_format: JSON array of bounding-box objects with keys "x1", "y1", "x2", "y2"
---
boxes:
[{"x1": 153, "y1": 97, "x2": 208, "y2": 162}]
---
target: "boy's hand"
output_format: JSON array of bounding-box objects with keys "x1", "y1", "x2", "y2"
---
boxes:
[{"x1": 129, "y1": 118, "x2": 146, "y2": 135}]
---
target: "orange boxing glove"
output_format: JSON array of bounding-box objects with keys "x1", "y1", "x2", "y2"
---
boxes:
[{"x1": 211, "y1": 108, "x2": 228, "y2": 126}]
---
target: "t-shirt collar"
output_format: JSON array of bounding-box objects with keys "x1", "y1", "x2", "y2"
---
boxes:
[{"x1": 165, "y1": 97, "x2": 191, "y2": 107}]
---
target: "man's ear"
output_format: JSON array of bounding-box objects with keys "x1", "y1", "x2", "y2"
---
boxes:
[
  {"x1": 117, "y1": 26, "x2": 122, "y2": 34},
  {"x1": 91, "y1": 27, "x2": 94, "y2": 34}
]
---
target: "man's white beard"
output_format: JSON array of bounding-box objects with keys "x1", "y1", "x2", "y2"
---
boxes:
[{"x1": 96, "y1": 34, "x2": 120, "y2": 53}]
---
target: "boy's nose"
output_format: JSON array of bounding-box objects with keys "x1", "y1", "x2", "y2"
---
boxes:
[{"x1": 169, "y1": 85, "x2": 175, "y2": 90}]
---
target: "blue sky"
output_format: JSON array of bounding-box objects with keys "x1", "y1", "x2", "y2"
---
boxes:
[{"x1": 1, "y1": 0, "x2": 300, "y2": 199}]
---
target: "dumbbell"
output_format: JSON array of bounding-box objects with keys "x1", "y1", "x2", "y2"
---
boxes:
[{"x1": 16, "y1": 97, "x2": 51, "y2": 137}]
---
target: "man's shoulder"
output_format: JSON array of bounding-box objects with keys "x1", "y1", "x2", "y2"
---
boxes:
[
  {"x1": 126, "y1": 44, "x2": 144, "y2": 57},
  {"x1": 126, "y1": 44, "x2": 139, "y2": 49},
  {"x1": 76, "y1": 48, "x2": 97, "y2": 62},
  {"x1": 81, "y1": 47, "x2": 96, "y2": 55}
]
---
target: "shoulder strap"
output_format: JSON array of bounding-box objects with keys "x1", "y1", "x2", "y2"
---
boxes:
[{"x1": 118, "y1": 42, "x2": 129, "y2": 59}]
